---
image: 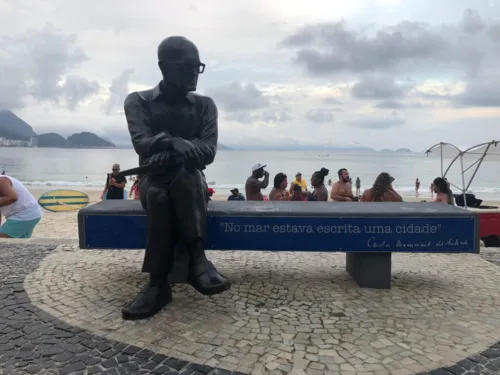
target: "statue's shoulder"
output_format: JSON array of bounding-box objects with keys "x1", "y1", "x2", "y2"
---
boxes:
[
  {"x1": 124, "y1": 88, "x2": 155, "y2": 108},
  {"x1": 189, "y1": 92, "x2": 217, "y2": 109}
]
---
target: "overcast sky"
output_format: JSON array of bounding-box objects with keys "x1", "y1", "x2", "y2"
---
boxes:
[{"x1": 1, "y1": 0, "x2": 500, "y2": 150}]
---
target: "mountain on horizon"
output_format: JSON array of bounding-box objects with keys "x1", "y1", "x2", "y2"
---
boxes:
[
  {"x1": 0, "y1": 110, "x2": 414, "y2": 152},
  {"x1": 0, "y1": 110, "x2": 114, "y2": 149},
  {"x1": 0, "y1": 110, "x2": 37, "y2": 141}
]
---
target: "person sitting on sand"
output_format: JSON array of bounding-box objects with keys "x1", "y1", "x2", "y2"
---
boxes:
[
  {"x1": 269, "y1": 173, "x2": 290, "y2": 201},
  {"x1": 360, "y1": 172, "x2": 403, "y2": 202},
  {"x1": 227, "y1": 188, "x2": 245, "y2": 201},
  {"x1": 0, "y1": 175, "x2": 42, "y2": 238},
  {"x1": 245, "y1": 163, "x2": 270, "y2": 201},
  {"x1": 432, "y1": 177, "x2": 454, "y2": 205},
  {"x1": 308, "y1": 168, "x2": 329, "y2": 201},
  {"x1": 330, "y1": 168, "x2": 355, "y2": 201},
  {"x1": 290, "y1": 184, "x2": 306, "y2": 201},
  {"x1": 289, "y1": 172, "x2": 307, "y2": 194}
]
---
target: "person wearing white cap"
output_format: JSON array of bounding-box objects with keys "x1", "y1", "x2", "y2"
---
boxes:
[{"x1": 245, "y1": 163, "x2": 269, "y2": 201}]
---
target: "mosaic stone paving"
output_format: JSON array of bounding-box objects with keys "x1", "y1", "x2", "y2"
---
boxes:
[
  {"x1": 0, "y1": 244, "x2": 245, "y2": 375},
  {"x1": 15, "y1": 244, "x2": 500, "y2": 374}
]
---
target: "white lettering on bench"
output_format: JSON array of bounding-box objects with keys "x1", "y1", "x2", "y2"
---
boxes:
[
  {"x1": 220, "y1": 223, "x2": 442, "y2": 235},
  {"x1": 217, "y1": 220, "x2": 469, "y2": 250}
]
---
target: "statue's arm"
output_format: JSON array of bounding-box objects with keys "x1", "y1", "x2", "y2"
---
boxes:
[
  {"x1": 124, "y1": 92, "x2": 171, "y2": 156},
  {"x1": 186, "y1": 96, "x2": 218, "y2": 168}
]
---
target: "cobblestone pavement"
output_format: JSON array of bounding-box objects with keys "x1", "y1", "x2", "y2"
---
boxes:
[
  {"x1": 15, "y1": 245, "x2": 500, "y2": 374},
  {"x1": 0, "y1": 244, "x2": 245, "y2": 375}
]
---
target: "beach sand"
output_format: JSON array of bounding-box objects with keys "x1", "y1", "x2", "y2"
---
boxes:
[{"x1": 21, "y1": 188, "x2": 500, "y2": 240}]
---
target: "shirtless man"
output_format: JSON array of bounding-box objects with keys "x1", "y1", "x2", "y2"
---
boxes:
[
  {"x1": 330, "y1": 168, "x2": 355, "y2": 201},
  {"x1": 245, "y1": 163, "x2": 269, "y2": 201}
]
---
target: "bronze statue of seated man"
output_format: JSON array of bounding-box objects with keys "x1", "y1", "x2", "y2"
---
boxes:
[{"x1": 121, "y1": 36, "x2": 231, "y2": 320}]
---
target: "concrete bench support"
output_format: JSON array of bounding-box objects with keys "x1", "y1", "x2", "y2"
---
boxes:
[{"x1": 346, "y1": 252, "x2": 392, "y2": 289}]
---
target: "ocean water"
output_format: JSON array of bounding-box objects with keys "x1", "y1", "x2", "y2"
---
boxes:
[{"x1": 1, "y1": 147, "x2": 500, "y2": 199}]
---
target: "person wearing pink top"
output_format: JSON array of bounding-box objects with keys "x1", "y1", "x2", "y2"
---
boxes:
[{"x1": 129, "y1": 175, "x2": 141, "y2": 200}]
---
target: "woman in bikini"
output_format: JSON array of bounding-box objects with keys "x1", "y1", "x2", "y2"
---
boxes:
[
  {"x1": 269, "y1": 172, "x2": 290, "y2": 201},
  {"x1": 432, "y1": 177, "x2": 454, "y2": 205},
  {"x1": 307, "y1": 168, "x2": 329, "y2": 201}
]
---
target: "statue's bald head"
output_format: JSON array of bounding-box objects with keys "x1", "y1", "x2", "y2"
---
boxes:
[{"x1": 157, "y1": 36, "x2": 200, "y2": 63}]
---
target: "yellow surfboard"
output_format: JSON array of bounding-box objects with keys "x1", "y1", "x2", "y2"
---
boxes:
[{"x1": 38, "y1": 189, "x2": 90, "y2": 212}]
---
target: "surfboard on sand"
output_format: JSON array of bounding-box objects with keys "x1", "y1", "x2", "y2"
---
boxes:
[{"x1": 38, "y1": 189, "x2": 90, "y2": 212}]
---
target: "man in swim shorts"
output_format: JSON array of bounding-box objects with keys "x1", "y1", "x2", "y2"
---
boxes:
[{"x1": 0, "y1": 175, "x2": 42, "y2": 238}]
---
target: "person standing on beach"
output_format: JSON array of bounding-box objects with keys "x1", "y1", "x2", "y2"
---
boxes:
[
  {"x1": 245, "y1": 163, "x2": 269, "y2": 201},
  {"x1": 207, "y1": 187, "x2": 215, "y2": 201},
  {"x1": 269, "y1": 173, "x2": 290, "y2": 201},
  {"x1": 355, "y1": 177, "x2": 361, "y2": 197},
  {"x1": 307, "y1": 168, "x2": 329, "y2": 201},
  {"x1": 330, "y1": 168, "x2": 355, "y2": 201},
  {"x1": 129, "y1": 175, "x2": 141, "y2": 200},
  {"x1": 101, "y1": 163, "x2": 127, "y2": 200},
  {"x1": 415, "y1": 178, "x2": 420, "y2": 198},
  {"x1": 429, "y1": 182, "x2": 434, "y2": 200},
  {"x1": 289, "y1": 172, "x2": 307, "y2": 193},
  {"x1": 0, "y1": 175, "x2": 42, "y2": 238}
]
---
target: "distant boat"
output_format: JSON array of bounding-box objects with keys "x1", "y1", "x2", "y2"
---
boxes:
[{"x1": 207, "y1": 181, "x2": 216, "y2": 185}]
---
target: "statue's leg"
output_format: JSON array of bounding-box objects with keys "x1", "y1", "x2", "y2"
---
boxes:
[
  {"x1": 122, "y1": 176, "x2": 176, "y2": 320},
  {"x1": 170, "y1": 168, "x2": 231, "y2": 296}
]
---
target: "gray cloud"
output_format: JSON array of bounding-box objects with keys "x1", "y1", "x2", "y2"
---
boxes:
[
  {"x1": 374, "y1": 100, "x2": 406, "y2": 109},
  {"x1": 103, "y1": 69, "x2": 134, "y2": 115},
  {"x1": 62, "y1": 75, "x2": 100, "y2": 111},
  {"x1": 305, "y1": 109, "x2": 334, "y2": 124},
  {"x1": 453, "y1": 76, "x2": 500, "y2": 107},
  {"x1": 225, "y1": 108, "x2": 292, "y2": 125},
  {"x1": 348, "y1": 111, "x2": 405, "y2": 129},
  {"x1": 418, "y1": 75, "x2": 500, "y2": 107},
  {"x1": 351, "y1": 76, "x2": 416, "y2": 99},
  {"x1": 461, "y1": 8, "x2": 485, "y2": 35},
  {"x1": 0, "y1": 23, "x2": 97, "y2": 110},
  {"x1": 281, "y1": 20, "x2": 449, "y2": 75},
  {"x1": 322, "y1": 97, "x2": 342, "y2": 105},
  {"x1": 207, "y1": 81, "x2": 270, "y2": 112},
  {"x1": 281, "y1": 9, "x2": 499, "y2": 80},
  {"x1": 374, "y1": 99, "x2": 430, "y2": 109}
]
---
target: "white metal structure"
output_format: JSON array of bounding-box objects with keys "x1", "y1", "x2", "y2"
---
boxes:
[{"x1": 425, "y1": 141, "x2": 500, "y2": 209}]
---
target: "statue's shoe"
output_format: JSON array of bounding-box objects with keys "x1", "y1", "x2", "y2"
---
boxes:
[
  {"x1": 188, "y1": 260, "x2": 231, "y2": 296},
  {"x1": 122, "y1": 279, "x2": 172, "y2": 320}
]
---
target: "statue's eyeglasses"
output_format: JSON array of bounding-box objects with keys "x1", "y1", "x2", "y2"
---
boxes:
[{"x1": 163, "y1": 61, "x2": 206, "y2": 74}]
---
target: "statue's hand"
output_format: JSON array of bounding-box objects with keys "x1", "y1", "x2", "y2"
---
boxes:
[
  {"x1": 171, "y1": 137, "x2": 197, "y2": 160},
  {"x1": 149, "y1": 151, "x2": 170, "y2": 168}
]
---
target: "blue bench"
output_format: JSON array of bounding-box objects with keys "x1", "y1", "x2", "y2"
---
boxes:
[{"x1": 78, "y1": 200, "x2": 479, "y2": 289}]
